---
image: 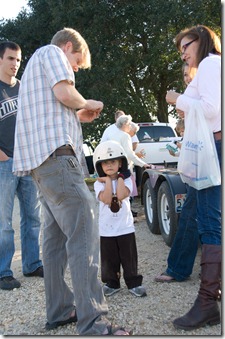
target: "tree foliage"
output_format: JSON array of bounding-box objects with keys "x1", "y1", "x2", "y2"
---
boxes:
[{"x1": 0, "y1": 0, "x2": 221, "y2": 143}]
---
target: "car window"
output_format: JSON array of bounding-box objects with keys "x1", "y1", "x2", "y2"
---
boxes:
[{"x1": 137, "y1": 126, "x2": 176, "y2": 142}]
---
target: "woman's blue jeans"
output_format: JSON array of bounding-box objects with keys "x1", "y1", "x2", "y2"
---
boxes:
[
  {"x1": 196, "y1": 139, "x2": 221, "y2": 245},
  {"x1": 166, "y1": 139, "x2": 221, "y2": 280},
  {"x1": 0, "y1": 158, "x2": 42, "y2": 277},
  {"x1": 166, "y1": 185, "x2": 199, "y2": 281}
]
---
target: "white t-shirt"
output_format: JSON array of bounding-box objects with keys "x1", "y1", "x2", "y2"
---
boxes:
[
  {"x1": 94, "y1": 177, "x2": 135, "y2": 237},
  {"x1": 101, "y1": 123, "x2": 139, "y2": 144}
]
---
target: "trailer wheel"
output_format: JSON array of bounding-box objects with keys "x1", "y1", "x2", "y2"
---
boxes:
[
  {"x1": 157, "y1": 181, "x2": 178, "y2": 247},
  {"x1": 143, "y1": 179, "x2": 160, "y2": 234}
]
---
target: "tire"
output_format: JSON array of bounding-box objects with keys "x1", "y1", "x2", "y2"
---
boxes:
[
  {"x1": 143, "y1": 179, "x2": 160, "y2": 234},
  {"x1": 157, "y1": 181, "x2": 178, "y2": 247}
]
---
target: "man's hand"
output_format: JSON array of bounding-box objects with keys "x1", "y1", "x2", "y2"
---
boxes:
[
  {"x1": 84, "y1": 99, "x2": 104, "y2": 112},
  {"x1": 0, "y1": 149, "x2": 9, "y2": 161},
  {"x1": 77, "y1": 108, "x2": 101, "y2": 122},
  {"x1": 77, "y1": 100, "x2": 103, "y2": 122}
]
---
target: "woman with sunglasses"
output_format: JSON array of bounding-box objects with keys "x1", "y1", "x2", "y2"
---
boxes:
[{"x1": 166, "y1": 25, "x2": 221, "y2": 331}]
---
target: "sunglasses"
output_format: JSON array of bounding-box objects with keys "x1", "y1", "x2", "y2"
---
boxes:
[{"x1": 181, "y1": 38, "x2": 198, "y2": 54}]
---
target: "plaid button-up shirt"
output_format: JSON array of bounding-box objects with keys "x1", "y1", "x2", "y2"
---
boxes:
[{"x1": 13, "y1": 45, "x2": 83, "y2": 176}]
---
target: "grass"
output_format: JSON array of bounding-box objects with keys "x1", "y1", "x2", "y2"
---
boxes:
[{"x1": 85, "y1": 177, "x2": 97, "y2": 184}]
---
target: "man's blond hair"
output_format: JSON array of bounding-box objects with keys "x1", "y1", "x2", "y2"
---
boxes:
[{"x1": 51, "y1": 27, "x2": 91, "y2": 69}]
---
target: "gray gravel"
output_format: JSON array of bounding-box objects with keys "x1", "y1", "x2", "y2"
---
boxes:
[{"x1": 0, "y1": 191, "x2": 222, "y2": 336}]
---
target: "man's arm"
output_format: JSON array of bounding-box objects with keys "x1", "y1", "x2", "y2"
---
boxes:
[
  {"x1": 53, "y1": 80, "x2": 103, "y2": 120},
  {"x1": 53, "y1": 80, "x2": 86, "y2": 108}
]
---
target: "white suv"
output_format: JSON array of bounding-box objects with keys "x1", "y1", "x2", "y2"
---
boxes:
[{"x1": 135, "y1": 122, "x2": 181, "y2": 165}]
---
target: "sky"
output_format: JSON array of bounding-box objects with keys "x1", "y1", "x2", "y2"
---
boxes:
[{"x1": 1, "y1": 0, "x2": 28, "y2": 20}]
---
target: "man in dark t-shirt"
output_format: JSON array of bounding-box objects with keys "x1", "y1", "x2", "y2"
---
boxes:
[{"x1": 0, "y1": 41, "x2": 43, "y2": 290}]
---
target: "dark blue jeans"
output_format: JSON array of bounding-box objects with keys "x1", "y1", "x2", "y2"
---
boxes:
[
  {"x1": 166, "y1": 185, "x2": 198, "y2": 281},
  {"x1": 166, "y1": 139, "x2": 221, "y2": 281},
  {"x1": 197, "y1": 139, "x2": 221, "y2": 245}
]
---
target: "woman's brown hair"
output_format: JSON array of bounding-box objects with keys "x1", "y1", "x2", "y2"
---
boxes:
[{"x1": 175, "y1": 25, "x2": 221, "y2": 67}]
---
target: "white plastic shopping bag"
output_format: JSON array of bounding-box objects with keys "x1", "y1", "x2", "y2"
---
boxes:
[{"x1": 178, "y1": 102, "x2": 221, "y2": 190}]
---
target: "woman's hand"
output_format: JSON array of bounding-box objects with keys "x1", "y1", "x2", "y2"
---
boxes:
[
  {"x1": 176, "y1": 108, "x2": 185, "y2": 119},
  {"x1": 166, "y1": 90, "x2": 180, "y2": 105},
  {"x1": 136, "y1": 149, "x2": 146, "y2": 159},
  {"x1": 143, "y1": 164, "x2": 152, "y2": 169}
]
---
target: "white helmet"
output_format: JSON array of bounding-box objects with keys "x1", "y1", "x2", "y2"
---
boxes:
[{"x1": 93, "y1": 140, "x2": 128, "y2": 177}]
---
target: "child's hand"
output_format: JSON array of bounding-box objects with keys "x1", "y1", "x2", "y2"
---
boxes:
[
  {"x1": 169, "y1": 150, "x2": 176, "y2": 157},
  {"x1": 176, "y1": 141, "x2": 182, "y2": 149},
  {"x1": 97, "y1": 176, "x2": 110, "y2": 183},
  {"x1": 118, "y1": 169, "x2": 131, "y2": 179}
]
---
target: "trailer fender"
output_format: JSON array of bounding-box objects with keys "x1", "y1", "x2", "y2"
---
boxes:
[{"x1": 141, "y1": 168, "x2": 186, "y2": 204}]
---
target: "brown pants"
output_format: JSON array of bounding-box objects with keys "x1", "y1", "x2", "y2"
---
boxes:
[{"x1": 100, "y1": 233, "x2": 143, "y2": 289}]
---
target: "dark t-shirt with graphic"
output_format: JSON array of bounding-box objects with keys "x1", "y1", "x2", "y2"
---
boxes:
[{"x1": 0, "y1": 79, "x2": 20, "y2": 157}]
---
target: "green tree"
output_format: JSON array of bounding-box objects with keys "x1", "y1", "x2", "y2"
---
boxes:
[{"x1": 0, "y1": 0, "x2": 221, "y2": 143}]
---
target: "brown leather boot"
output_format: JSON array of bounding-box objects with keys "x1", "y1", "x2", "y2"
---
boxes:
[{"x1": 173, "y1": 244, "x2": 221, "y2": 330}]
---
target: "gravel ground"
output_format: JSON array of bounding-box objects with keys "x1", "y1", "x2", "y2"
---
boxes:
[{"x1": 0, "y1": 188, "x2": 222, "y2": 336}]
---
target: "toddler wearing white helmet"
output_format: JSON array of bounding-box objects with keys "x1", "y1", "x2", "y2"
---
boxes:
[{"x1": 93, "y1": 140, "x2": 147, "y2": 298}]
